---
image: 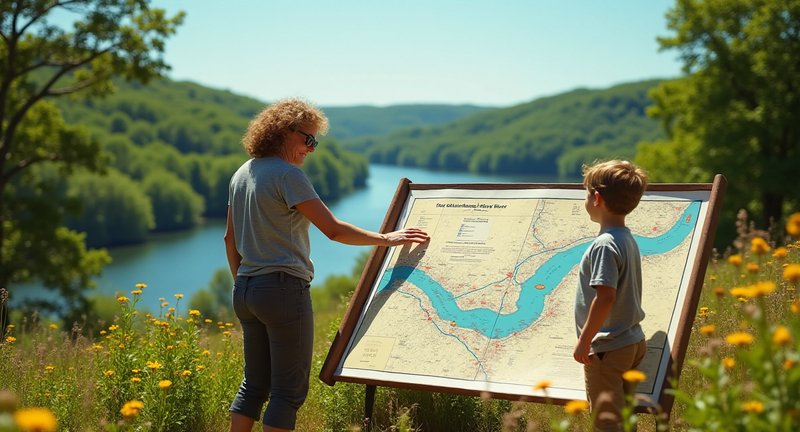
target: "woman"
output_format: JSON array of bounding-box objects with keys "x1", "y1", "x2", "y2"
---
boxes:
[{"x1": 225, "y1": 98, "x2": 429, "y2": 432}]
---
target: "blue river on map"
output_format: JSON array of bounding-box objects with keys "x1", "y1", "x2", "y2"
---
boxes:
[{"x1": 376, "y1": 201, "x2": 701, "y2": 339}]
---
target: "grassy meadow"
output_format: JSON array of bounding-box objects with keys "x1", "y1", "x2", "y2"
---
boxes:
[{"x1": 2, "y1": 210, "x2": 800, "y2": 431}]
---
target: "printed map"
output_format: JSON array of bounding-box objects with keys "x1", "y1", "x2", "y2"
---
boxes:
[{"x1": 338, "y1": 188, "x2": 706, "y2": 400}]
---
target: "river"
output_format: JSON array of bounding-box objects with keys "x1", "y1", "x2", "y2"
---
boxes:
[{"x1": 17, "y1": 164, "x2": 566, "y2": 312}]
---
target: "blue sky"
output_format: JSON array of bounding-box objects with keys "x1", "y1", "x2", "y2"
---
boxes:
[{"x1": 155, "y1": 0, "x2": 682, "y2": 107}]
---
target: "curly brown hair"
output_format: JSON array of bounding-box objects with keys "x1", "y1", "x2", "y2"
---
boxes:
[
  {"x1": 242, "y1": 98, "x2": 329, "y2": 158},
  {"x1": 582, "y1": 159, "x2": 648, "y2": 215}
]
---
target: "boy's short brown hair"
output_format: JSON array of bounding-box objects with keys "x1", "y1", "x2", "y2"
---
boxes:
[{"x1": 582, "y1": 160, "x2": 648, "y2": 215}]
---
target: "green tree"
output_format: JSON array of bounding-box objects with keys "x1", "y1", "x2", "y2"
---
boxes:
[
  {"x1": 0, "y1": 0, "x2": 184, "y2": 320},
  {"x1": 142, "y1": 169, "x2": 204, "y2": 231},
  {"x1": 637, "y1": 0, "x2": 800, "y2": 238}
]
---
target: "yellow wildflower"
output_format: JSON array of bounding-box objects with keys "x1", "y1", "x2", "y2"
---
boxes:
[
  {"x1": 784, "y1": 359, "x2": 796, "y2": 370},
  {"x1": 168, "y1": 307, "x2": 175, "y2": 313},
  {"x1": 181, "y1": 370, "x2": 192, "y2": 377},
  {"x1": 13, "y1": 407, "x2": 57, "y2": 432},
  {"x1": 730, "y1": 286, "x2": 755, "y2": 298},
  {"x1": 223, "y1": 330, "x2": 232, "y2": 337},
  {"x1": 48, "y1": 323, "x2": 58, "y2": 330},
  {"x1": 202, "y1": 350, "x2": 211, "y2": 356},
  {"x1": 698, "y1": 306, "x2": 710, "y2": 317},
  {"x1": 712, "y1": 287, "x2": 725, "y2": 297},
  {"x1": 622, "y1": 370, "x2": 646, "y2": 383},
  {"x1": 146, "y1": 361, "x2": 162, "y2": 370},
  {"x1": 700, "y1": 325, "x2": 715, "y2": 335},
  {"x1": 174, "y1": 294, "x2": 184, "y2": 299},
  {"x1": 786, "y1": 212, "x2": 800, "y2": 236},
  {"x1": 196, "y1": 364, "x2": 206, "y2": 371},
  {"x1": 5, "y1": 336, "x2": 16, "y2": 344},
  {"x1": 728, "y1": 254, "x2": 743, "y2": 266},
  {"x1": 726, "y1": 332, "x2": 754, "y2": 347},
  {"x1": 750, "y1": 237, "x2": 770, "y2": 255},
  {"x1": 44, "y1": 365, "x2": 55, "y2": 373},
  {"x1": 746, "y1": 262, "x2": 759, "y2": 273},
  {"x1": 753, "y1": 281, "x2": 776, "y2": 296},
  {"x1": 161, "y1": 302, "x2": 169, "y2": 307},
  {"x1": 784, "y1": 264, "x2": 800, "y2": 283},
  {"x1": 189, "y1": 309, "x2": 201, "y2": 316},
  {"x1": 103, "y1": 370, "x2": 115, "y2": 377},
  {"x1": 135, "y1": 283, "x2": 148, "y2": 289},
  {"x1": 117, "y1": 296, "x2": 129, "y2": 304},
  {"x1": 532, "y1": 380, "x2": 552, "y2": 391},
  {"x1": 722, "y1": 357, "x2": 735, "y2": 368},
  {"x1": 158, "y1": 380, "x2": 172, "y2": 389},
  {"x1": 773, "y1": 325, "x2": 792, "y2": 347},
  {"x1": 204, "y1": 319, "x2": 212, "y2": 324},
  {"x1": 131, "y1": 289, "x2": 143, "y2": 295},
  {"x1": 741, "y1": 400, "x2": 764, "y2": 414},
  {"x1": 564, "y1": 400, "x2": 589, "y2": 415},
  {"x1": 131, "y1": 377, "x2": 142, "y2": 383},
  {"x1": 120, "y1": 400, "x2": 144, "y2": 419},
  {"x1": 792, "y1": 300, "x2": 800, "y2": 314},
  {"x1": 773, "y1": 247, "x2": 788, "y2": 259},
  {"x1": 108, "y1": 325, "x2": 119, "y2": 331}
]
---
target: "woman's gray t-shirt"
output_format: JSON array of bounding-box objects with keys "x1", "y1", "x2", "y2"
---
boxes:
[{"x1": 228, "y1": 157, "x2": 319, "y2": 281}]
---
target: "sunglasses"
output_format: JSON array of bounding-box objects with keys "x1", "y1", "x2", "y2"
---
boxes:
[{"x1": 295, "y1": 130, "x2": 318, "y2": 149}]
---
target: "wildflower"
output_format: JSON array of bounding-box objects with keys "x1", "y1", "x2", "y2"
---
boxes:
[
  {"x1": 13, "y1": 407, "x2": 57, "y2": 432},
  {"x1": 564, "y1": 400, "x2": 589, "y2": 415},
  {"x1": 108, "y1": 325, "x2": 119, "y2": 331},
  {"x1": 175, "y1": 294, "x2": 184, "y2": 299},
  {"x1": 202, "y1": 350, "x2": 211, "y2": 356},
  {"x1": 103, "y1": 370, "x2": 115, "y2": 377},
  {"x1": 700, "y1": 325, "x2": 715, "y2": 335},
  {"x1": 728, "y1": 254, "x2": 743, "y2": 266},
  {"x1": 168, "y1": 307, "x2": 175, "y2": 313},
  {"x1": 773, "y1": 325, "x2": 792, "y2": 347},
  {"x1": 117, "y1": 296, "x2": 129, "y2": 304},
  {"x1": 131, "y1": 289, "x2": 143, "y2": 295},
  {"x1": 5, "y1": 336, "x2": 16, "y2": 344},
  {"x1": 195, "y1": 364, "x2": 206, "y2": 371},
  {"x1": 204, "y1": 319, "x2": 212, "y2": 324},
  {"x1": 726, "y1": 332, "x2": 755, "y2": 347},
  {"x1": 784, "y1": 359, "x2": 796, "y2": 370},
  {"x1": 161, "y1": 302, "x2": 169, "y2": 307},
  {"x1": 730, "y1": 286, "x2": 755, "y2": 298},
  {"x1": 189, "y1": 309, "x2": 201, "y2": 317},
  {"x1": 146, "y1": 361, "x2": 162, "y2": 370},
  {"x1": 158, "y1": 380, "x2": 172, "y2": 389},
  {"x1": 722, "y1": 357, "x2": 735, "y2": 368},
  {"x1": 786, "y1": 212, "x2": 800, "y2": 236},
  {"x1": 784, "y1": 264, "x2": 800, "y2": 283},
  {"x1": 622, "y1": 370, "x2": 646, "y2": 383},
  {"x1": 181, "y1": 370, "x2": 192, "y2": 377},
  {"x1": 135, "y1": 283, "x2": 148, "y2": 289},
  {"x1": 223, "y1": 330, "x2": 232, "y2": 337},
  {"x1": 746, "y1": 262, "x2": 759, "y2": 273},
  {"x1": 792, "y1": 300, "x2": 800, "y2": 314},
  {"x1": 226, "y1": 322, "x2": 234, "y2": 327},
  {"x1": 753, "y1": 281, "x2": 776, "y2": 296},
  {"x1": 131, "y1": 377, "x2": 142, "y2": 383},
  {"x1": 751, "y1": 237, "x2": 770, "y2": 255},
  {"x1": 698, "y1": 306, "x2": 710, "y2": 317},
  {"x1": 47, "y1": 323, "x2": 58, "y2": 330},
  {"x1": 532, "y1": 380, "x2": 552, "y2": 391},
  {"x1": 741, "y1": 400, "x2": 764, "y2": 414},
  {"x1": 120, "y1": 400, "x2": 144, "y2": 419},
  {"x1": 712, "y1": 287, "x2": 725, "y2": 297},
  {"x1": 773, "y1": 247, "x2": 788, "y2": 259},
  {"x1": 91, "y1": 343, "x2": 103, "y2": 351},
  {"x1": 44, "y1": 365, "x2": 55, "y2": 373}
]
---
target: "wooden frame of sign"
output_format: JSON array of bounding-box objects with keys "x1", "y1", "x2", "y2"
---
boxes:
[{"x1": 320, "y1": 175, "x2": 726, "y2": 417}]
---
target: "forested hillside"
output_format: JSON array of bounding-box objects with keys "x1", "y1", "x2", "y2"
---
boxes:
[
  {"x1": 342, "y1": 80, "x2": 665, "y2": 178},
  {"x1": 324, "y1": 104, "x2": 490, "y2": 139},
  {"x1": 52, "y1": 79, "x2": 369, "y2": 247}
]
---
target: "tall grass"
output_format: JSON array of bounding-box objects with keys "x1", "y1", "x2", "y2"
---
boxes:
[{"x1": 2, "y1": 211, "x2": 800, "y2": 431}]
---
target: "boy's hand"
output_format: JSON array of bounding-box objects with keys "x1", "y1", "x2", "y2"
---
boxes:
[{"x1": 573, "y1": 339, "x2": 593, "y2": 365}]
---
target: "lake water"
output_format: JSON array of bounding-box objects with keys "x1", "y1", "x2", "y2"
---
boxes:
[{"x1": 16, "y1": 164, "x2": 567, "y2": 312}]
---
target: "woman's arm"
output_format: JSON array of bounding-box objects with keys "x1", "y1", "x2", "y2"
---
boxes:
[
  {"x1": 295, "y1": 198, "x2": 429, "y2": 246},
  {"x1": 224, "y1": 206, "x2": 242, "y2": 279}
]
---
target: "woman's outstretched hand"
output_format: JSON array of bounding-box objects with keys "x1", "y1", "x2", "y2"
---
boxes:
[{"x1": 382, "y1": 227, "x2": 429, "y2": 246}]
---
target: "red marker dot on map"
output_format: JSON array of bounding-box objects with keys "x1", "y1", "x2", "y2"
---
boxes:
[
  {"x1": 506, "y1": 272, "x2": 513, "y2": 278},
  {"x1": 535, "y1": 284, "x2": 545, "y2": 290},
  {"x1": 450, "y1": 321, "x2": 457, "y2": 327}
]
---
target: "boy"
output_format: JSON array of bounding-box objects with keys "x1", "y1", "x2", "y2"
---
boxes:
[{"x1": 573, "y1": 160, "x2": 648, "y2": 432}]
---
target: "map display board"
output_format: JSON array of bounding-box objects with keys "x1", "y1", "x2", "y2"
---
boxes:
[{"x1": 321, "y1": 177, "x2": 725, "y2": 411}]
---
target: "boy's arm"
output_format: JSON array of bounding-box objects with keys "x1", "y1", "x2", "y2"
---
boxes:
[{"x1": 573, "y1": 285, "x2": 616, "y2": 365}]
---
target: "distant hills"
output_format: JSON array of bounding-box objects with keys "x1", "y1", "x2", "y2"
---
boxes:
[
  {"x1": 339, "y1": 80, "x2": 665, "y2": 178},
  {"x1": 50, "y1": 76, "x2": 665, "y2": 245}
]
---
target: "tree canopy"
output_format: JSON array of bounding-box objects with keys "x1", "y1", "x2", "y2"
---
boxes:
[
  {"x1": 637, "y1": 0, "x2": 800, "y2": 242},
  {"x1": 1, "y1": 0, "x2": 184, "y2": 320}
]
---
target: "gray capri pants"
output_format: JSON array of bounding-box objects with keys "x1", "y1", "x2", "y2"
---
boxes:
[{"x1": 229, "y1": 271, "x2": 314, "y2": 430}]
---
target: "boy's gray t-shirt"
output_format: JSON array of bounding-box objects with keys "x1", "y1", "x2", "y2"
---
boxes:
[
  {"x1": 574, "y1": 226, "x2": 646, "y2": 353},
  {"x1": 228, "y1": 157, "x2": 319, "y2": 281}
]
